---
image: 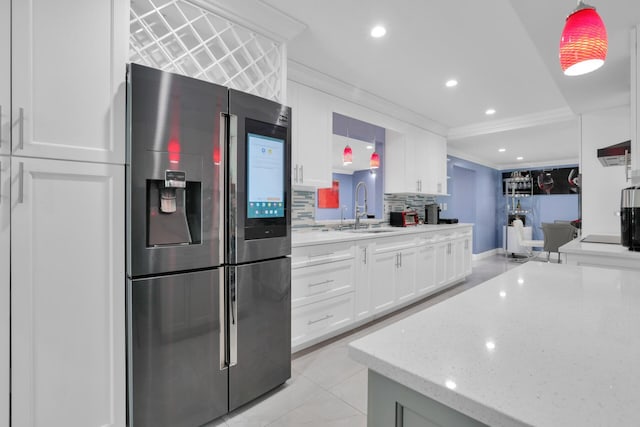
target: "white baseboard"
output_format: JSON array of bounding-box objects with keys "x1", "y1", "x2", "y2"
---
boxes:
[{"x1": 473, "y1": 248, "x2": 500, "y2": 261}]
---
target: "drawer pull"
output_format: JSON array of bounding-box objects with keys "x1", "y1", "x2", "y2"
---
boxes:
[
  {"x1": 309, "y1": 279, "x2": 334, "y2": 288},
  {"x1": 308, "y1": 252, "x2": 334, "y2": 258},
  {"x1": 308, "y1": 314, "x2": 333, "y2": 325}
]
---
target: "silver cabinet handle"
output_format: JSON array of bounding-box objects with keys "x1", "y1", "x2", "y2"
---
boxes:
[
  {"x1": 18, "y1": 107, "x2": 24, "y2": 150},
  {"x1": 416, "y1": 180, "x2": 420, "y2": 192},
  {"x1": 18, "y1": 162, "x2": 24, "y2": 204},
  {"x1": 308, "y1": 314, "x2": 333, "y2": 325},
  {"x1": 309, "y1": 279, "x2": 333, "y2": 287},
  {"x1": 0, "y1": 105, "x2": 2, "y2": 147},
  {"x1": 0, "y1": 160, "x2": 2, "y2": 203},
  {"x1": 294, "y1": 164, "x2": 298, "y2": 183},
  {"x1": 300, "y1": 165, "x2": 304, "y2": 183},
  {"x1": 363, "y1": 247, "x2": 367, "y2": 265},
  {"x1": 395, "y1": 253, "x2": 399, "y2": 268}
]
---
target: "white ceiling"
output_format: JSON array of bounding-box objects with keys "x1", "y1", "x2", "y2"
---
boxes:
[{"x1": 211, "y1": 0, "x2": 640, "y2": 169}]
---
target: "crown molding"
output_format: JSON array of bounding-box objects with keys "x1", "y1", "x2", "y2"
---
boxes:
[
  {"x1": 446, "y1": 147, "x2": 499, "y2": 170},
  {"x1": 496, "y1": 158, "x2": 579, "y2": 171},
  {"x1": 193, "y1": 0, "x2": 307, "y2": 43},
  {"x1": 447, "y1": 107, "x2": 577, "y2": 141},
  {"x1": 287, "y1": 60, "x2": 449, "y2": 137}
]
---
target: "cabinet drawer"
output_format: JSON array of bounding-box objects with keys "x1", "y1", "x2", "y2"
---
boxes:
[
  {"x1": 373, "y1": 235, "x2": 417, "y2": 255},
  {"x1": 292, "y1": 259, "x2": 354, "y2": 307},
  {"x1": 292, "y1": 242, "x2": 356, "y2": 269},
  {"x1": 291, "y1": 292, "x2": 355, "y2": 347}
]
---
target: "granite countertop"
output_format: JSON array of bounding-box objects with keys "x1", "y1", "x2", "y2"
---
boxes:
[
  {"x1": 292, "y1": 223, "x2": 473, "y2": 247},
  {"x1": 559, "y1": 234, "x2": 640, "y2": 259},
  {"x1": 349, "y1": 262, "x2": 640, "y2": 427}
]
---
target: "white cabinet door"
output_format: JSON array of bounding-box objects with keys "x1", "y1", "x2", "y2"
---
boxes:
[
  {"x1": 355, "y1": 244, "x2": 372, "y2": 319},
  {"x1": 290, "y1": 82, "x2": 332, "y2": 188},
  {"x1": 0, "y1": 0, "x2": 9, "y2": 157},
  {"x1": 371, "y1": 251, "x2": 397, "y2": 313},
  {"x1": 11, "y1": 0, "x2": 128, "y2": 163},
  {"x1": 384, "y1": 130, "x2": 410, "y2": 193},
  {"x1": 415, "y1": 243, "x2": 437, "y2": 295},
  {"x1": 385, "y1": 127, "x2": 447, "y2": 195},
  {"x1": 11, "y1": 157, "x2": 125, "y2": 427},
  {"x1": 396, "y1": 248, "x2": 417, "y2": 303},
  {"x1": 0, "y1": 157, "x2": 8, "y2": 427}
]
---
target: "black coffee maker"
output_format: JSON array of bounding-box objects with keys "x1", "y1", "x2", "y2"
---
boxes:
[
  {"x1": 425, "y1": 203, "x2": 440, "y2": 225},
  {"x1": 621, "y1": 185, "x2": 640, "y2": 251}
]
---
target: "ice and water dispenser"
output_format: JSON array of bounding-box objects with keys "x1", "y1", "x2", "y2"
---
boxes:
[{"x1": 147, "y1": 170, "x2": 201, "y2": 246}]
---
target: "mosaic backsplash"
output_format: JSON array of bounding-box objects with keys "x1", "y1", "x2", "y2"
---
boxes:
[{"x1": 292, "y1": 190, "x2": 437, "y2": 229}]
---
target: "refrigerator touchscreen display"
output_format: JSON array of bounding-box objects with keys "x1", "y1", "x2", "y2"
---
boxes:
[{"x1": 247, "y1": 133, "x2": 285, "y2": 219}]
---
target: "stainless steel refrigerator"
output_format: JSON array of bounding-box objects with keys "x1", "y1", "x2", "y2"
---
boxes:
[{"x1": 126, "y1": 63, "x2": 291, "y2": 427}]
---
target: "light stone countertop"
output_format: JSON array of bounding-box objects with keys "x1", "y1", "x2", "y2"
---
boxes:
[
  {"x1": 559, "y1": 235, "x2": 640, "y2": 260},
  {"x1": 348, "y1": 262, "x2": 640, "y2": 427},
  {"x1": 292, "y1": 223, "x2": 473, "y2": 247}
]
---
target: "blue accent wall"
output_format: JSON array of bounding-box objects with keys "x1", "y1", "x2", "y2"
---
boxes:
[{"x1": 438, "y1": 156, "x2": 501, "y2": 254}]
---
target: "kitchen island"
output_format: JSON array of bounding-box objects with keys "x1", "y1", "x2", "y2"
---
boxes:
[
  {"x1": 349, "y1": 262, "x2": 640, "y2": 427},
  {"x1": 559, "y1": 235, "x2": 640, "y2": 270}
]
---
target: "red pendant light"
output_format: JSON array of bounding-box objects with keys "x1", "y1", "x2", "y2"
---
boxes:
[
  {"x1": 343, "y1": 145, "x2": 353, "y2": 165},
  {"x1": 370, "y1": 151, "x2": 380, "y2": 169},
  {"x1": 559, "y1": 1, "x2": 607, "y2": 76}
]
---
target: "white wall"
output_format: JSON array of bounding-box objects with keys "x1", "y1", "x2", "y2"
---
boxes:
[{"x1": 580, "y1": 105, "x2": 630, "y2": 236}]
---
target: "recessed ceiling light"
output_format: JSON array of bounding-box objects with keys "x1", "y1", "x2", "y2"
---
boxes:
[
  {"x1": 517, "y1": 156, "x2": 524, "y2": 160},
  {"x1": 370, "y1": 25, "x2": 386, "y2": 38},
  {"x1": 485, "y1": 108, "x2": 496, "y2": 115},
  {"x1": 445, "y1": 79, "x2": 458, "y2": 88},
  {"x1": 366, "y1": 145, "x2": 374, "y2": 150},
  {"x1": 498, "y1": 148, "x2": 506, "y2": 152}
]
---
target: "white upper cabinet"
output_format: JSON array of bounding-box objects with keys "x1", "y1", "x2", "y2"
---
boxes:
[
  {"x1": 385, "y1": 126, "x2": 447, "y2": 195},
  {"x1": 0, "y1": 0, "x2": 9, "y2": 157},
  {"x1": 11, "y1": 0, "x2": 128, "y2": 164},
  {"x1": 11, "y1": 157, "x2": 125, "y2": 427},
  {"x1": 288, "y1": 81, "x2": 332, "y2": 188}
]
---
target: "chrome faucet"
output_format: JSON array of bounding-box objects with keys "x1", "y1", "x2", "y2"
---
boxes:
[{"x1": 354, "y1": 181, "x2": 368, "y2": 229}]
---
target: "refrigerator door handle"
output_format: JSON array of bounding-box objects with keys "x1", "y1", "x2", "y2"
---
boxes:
[
  {"x1": 219, "y1": 113, "x2": 227, "y2": 263},
  {"x1": 219, "y1": 268, "x2": 227, "y2": 370},
  {"x1": 229, "y1": 269, "x2": 238, "y2": 367}
]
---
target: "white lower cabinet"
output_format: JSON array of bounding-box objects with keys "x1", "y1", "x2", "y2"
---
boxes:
[
  {"x1": 415, "y1": 239, "x2": 437, "y2": 295},
  {"x1": 371, "y1": 238, "x2": 417, "y2": 313},
  {"x1": 292, "y1": 226, "x2": 473, "y2": 351},
  {"x1": 0, "y1": 157, "x2": 8, "y2": 427},
  {"x1": 292, "y1": 292, "x2": 355, "y2": 348},
  {"x1": 10, "y1": 157, "x2": 125, "y2": 427},
  {"x1": 355, "y1": 244, "x2": 372, "y2": 319}
]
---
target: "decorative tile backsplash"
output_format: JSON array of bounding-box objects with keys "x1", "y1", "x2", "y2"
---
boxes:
[{"x1": 292, "y1": 189, "x2": 437, "y2": 229}]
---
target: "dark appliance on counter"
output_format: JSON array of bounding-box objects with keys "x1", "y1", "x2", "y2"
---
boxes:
[
  {"x1": 438, "y1": 218, "x2": 459, "y2": 224},
  {"x1": 621, "y1": 185, "x2": 640, "y2": 251},
  {"x1": 425, "y1": 203, "x2": 440, "y2": 225},
  {"x1": 390, "y1": 210, "x2": 419, "y2": 227},
  {"x1": 126, "y1": 63, "x2": 291, "y2": 427}
]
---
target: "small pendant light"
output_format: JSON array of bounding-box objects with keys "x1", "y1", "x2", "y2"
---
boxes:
[
  {"x1": 370, "y1": 151, "x2": 380, "y2": 169},
  {"x1": 559, "y1": 1, "x2": 607, "y2": 76},
  {"x1": 343, "y1": 145, "x2": 353, "y2": 165}
]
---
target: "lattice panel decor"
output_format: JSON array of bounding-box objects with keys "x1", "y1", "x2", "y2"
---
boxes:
[{"x1": 130, "y1": 0, "x2": 284, "y2": 101}]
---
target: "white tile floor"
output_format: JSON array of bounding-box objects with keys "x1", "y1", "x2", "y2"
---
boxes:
[{"x1": 206, "y1": 254, "x2": 520, "y2": 427}]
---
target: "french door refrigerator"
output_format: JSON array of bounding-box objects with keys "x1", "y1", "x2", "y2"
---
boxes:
[{"x1": 126, "y1": 63, "x2": 292, "y2": 427}]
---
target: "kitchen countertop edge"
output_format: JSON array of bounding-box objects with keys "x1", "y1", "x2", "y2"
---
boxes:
[{"x1": 292, "y1": 223, "x2": 473, "y2": 247}]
